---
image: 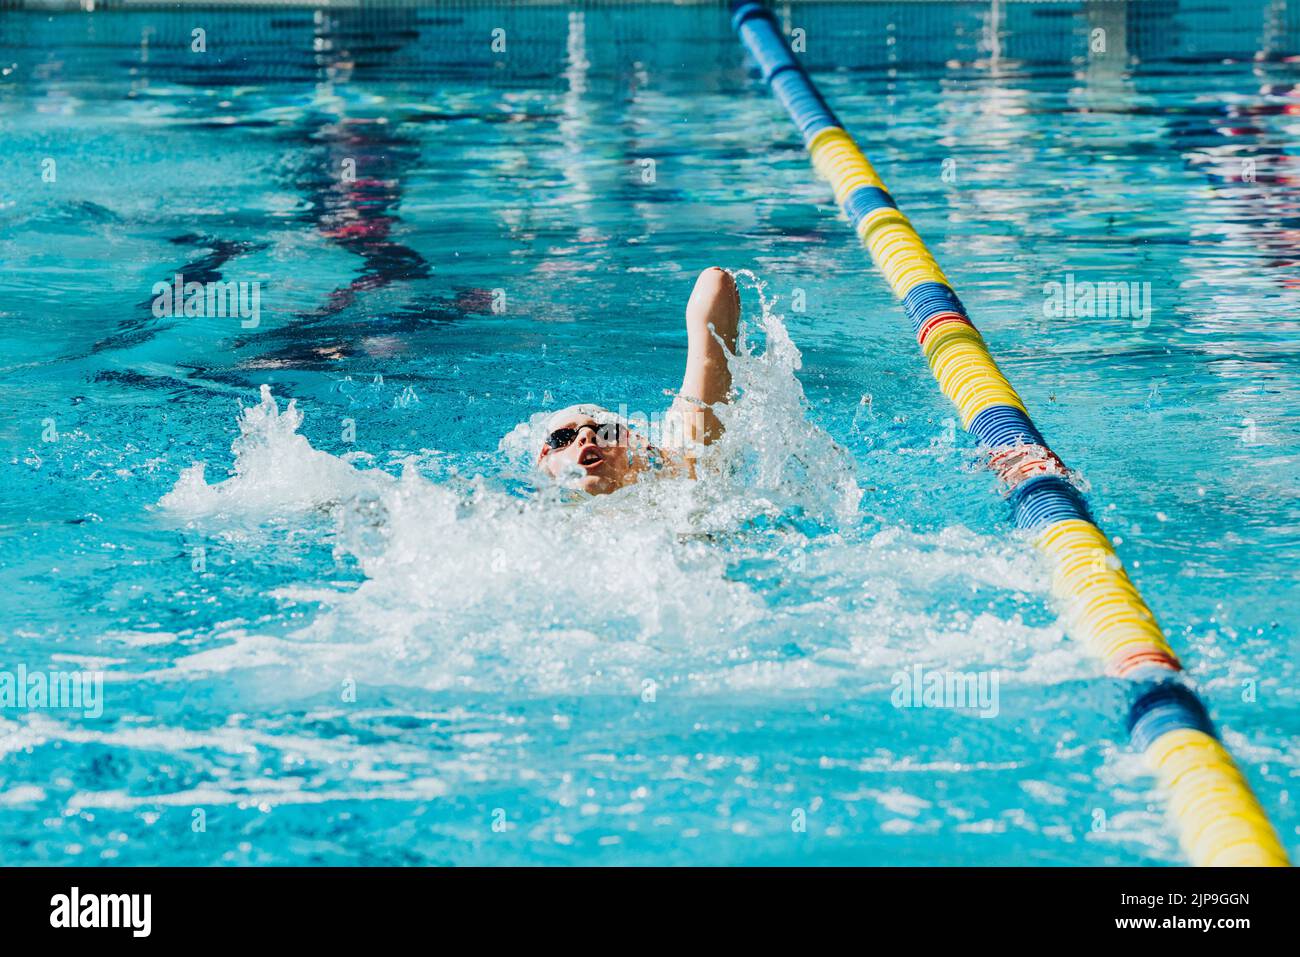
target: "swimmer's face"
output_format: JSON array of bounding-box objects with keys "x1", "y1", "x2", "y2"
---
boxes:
[{"x1": 537, "y1": 416, "x2": 639, "y2": 494}]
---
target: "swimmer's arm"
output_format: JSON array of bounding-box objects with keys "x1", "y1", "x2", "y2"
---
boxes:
[{"x1": 671, "y1": 267, "x2": 739, "y2": 447}]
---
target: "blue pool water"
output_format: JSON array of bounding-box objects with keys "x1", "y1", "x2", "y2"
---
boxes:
[{"x1": 1, "y1": 0, "x2": 1298, "y2": 866}]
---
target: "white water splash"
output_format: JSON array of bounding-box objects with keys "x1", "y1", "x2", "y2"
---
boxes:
[
  {"x1": 159, "y1": 385, "x2": 388, "y2": 518},
  {"x1": 156, "y1": 274, "x2": 1070, "y2": 697}
]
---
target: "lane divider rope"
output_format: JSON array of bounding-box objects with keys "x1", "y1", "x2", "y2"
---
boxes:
[{"x1": 729, "y1": 0, "x2": 1289, "y2": 867}]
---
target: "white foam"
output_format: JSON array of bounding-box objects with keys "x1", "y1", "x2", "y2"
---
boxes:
[
  {"x1": 0, "y1": 785, "x2": 46, "y2": 806},
  {"x1": 158, "y1": 384, "x2": 390, "y2": 519}
]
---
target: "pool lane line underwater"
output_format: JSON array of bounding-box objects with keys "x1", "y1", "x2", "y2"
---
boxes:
[{"x1": 729, "y1": 0, "x2": 1289, "y2": 867}]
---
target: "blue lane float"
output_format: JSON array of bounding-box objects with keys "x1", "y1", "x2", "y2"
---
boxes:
[
  {"x1": 967, "y1": 404, "x2": 1046, "y2": 448},
  {"x1": 1129, "y1": 682, "x2": 1218, "y2": 753},
  {"x1": 1009, "y1": 475, "x2": 1094, "y2": 531}
]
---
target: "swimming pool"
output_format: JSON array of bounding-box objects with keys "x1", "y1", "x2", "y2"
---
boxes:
[{"x1": 1, "y1": 0, "x2": 1297, "y2": 866}]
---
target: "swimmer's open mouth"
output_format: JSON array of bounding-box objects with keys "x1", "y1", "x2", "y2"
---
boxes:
[{"x1": 578, "y1": 447, "x2": 604, "y2": 468}]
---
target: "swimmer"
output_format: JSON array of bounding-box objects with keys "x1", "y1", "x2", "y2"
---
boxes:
[{"x1": 536, "y1": 266, "x2": 740, "y2": 494}]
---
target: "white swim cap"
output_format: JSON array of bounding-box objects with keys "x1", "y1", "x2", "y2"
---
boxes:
[{"x1": 542, "y1": 403, "x2": 619, "y2": 435}]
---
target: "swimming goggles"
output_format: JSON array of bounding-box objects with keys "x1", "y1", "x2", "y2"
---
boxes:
[{"x1": 544, "y1": 421, "x2": 627, "y2": 450}]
